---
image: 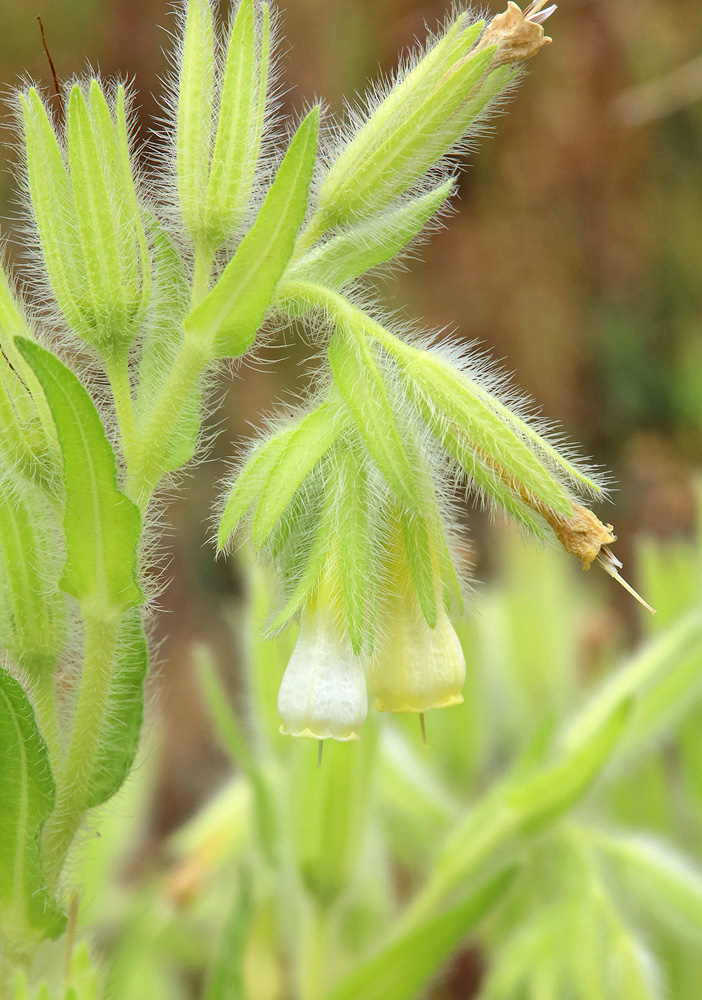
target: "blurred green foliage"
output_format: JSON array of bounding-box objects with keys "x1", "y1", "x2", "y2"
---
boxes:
[{"x1": 41, "y1": 511, "x2": 701, "y2": 999}]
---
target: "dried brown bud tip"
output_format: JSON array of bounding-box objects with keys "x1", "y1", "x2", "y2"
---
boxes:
[
  {"x1": 478, "y1": 2, "x2": 554, "y2": 68},
  {"x1": 546, "y1": 503, "x2": 616, "y2": 571},
  {"x1": 544, "y1": 503, "x2": 656, "y2": 614}
]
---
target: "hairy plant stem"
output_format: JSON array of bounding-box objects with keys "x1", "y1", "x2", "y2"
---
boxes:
[
  {"x1": 42, "y1": 602, "x2": 122, "y2": 888},
  {"x1": 105, "y1": 356, "x2": 137, "y2": 470},
  {"x1": 126, "y1": 247, "x2": 213, "y2": 508},
  {"x1": 31, "y1": 668, "x2": 61, "y2": 770},
  {"x1": 293, "y1": 212, "x2": 331, "y2": 258},
  {"x1": 126, "y1": 332, "x2": 210, "y2": 509}
]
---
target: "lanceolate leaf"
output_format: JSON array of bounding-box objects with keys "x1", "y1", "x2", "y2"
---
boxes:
[
  {"x1": 218, "y1": 430, "x2": 294, "y2": 550},
  {"x1": 15, "y1": 339, "x2": 142, "y2": 611},
  {"x1": 321, "y1": 864, "x2": 518, "y2": 1000},
  {"x1": 0, "y1": 474, "x2": 65, "y2": 674},
  {"x1": 506, "y1": 698, "x2": 633, "y2": 834},
  {"x1": 85, "y1": 609, "x2": 149, "y2": 808},
  {"x1": 337, "y1": 445, "x2": 370, "y2": 653},
  {"x1": 595, "y1": 832, "x2": 702, "y2": 941},
  {"x1": 0, "y1": 668, "x2": 66, "y2": 941},
  {"x1": 412, "y1": 389, "x2": 550, "y2": 538},
  {"x1": 401, "y1": 509, "x2": 438, "y2": 628},
  {"x1": 321, "y1": 45, "x2": 494, "y2": 224},
  {"x1": 318, "y1": 16, "x2": 483, "y2": 225},
  {"x1": 251, "y1": 402, "x2": 346, "y2": 547},
  {"x1": 400, "y1": 350, "x2": 574, "y2": 516},
  {"x1": 267, "y1": 489, "x2": 335, "y2": 634},
  {"x1": 186, "y1": 108, "x2": 320, "y2": 357},
  {"x1": 20, "y1": 89, "x2": 85, "y2": 331},
  {"x1": 289, "y1": 180, "x2": 453, "y2": 288},
  {"x1": 329, "y1": 326, "x2": 419, "y2": 510}
]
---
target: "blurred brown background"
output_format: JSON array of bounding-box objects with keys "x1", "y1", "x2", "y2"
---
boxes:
[{"x1": 1, "y1": 0, "x2": 701, "y2": 831}]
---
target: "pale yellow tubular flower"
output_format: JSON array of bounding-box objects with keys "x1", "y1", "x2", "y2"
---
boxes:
[
  {"x1": 370, "y1": 597, "x2": 466, "y2": 714},
  {"x1": 277, "y1": 580, "x2": 368, "y2": 742},
  {"x1": 369, "y1": 533, "x2": 466, "y2": 715}
]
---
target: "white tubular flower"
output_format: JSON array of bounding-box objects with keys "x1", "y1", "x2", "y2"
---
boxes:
[
  {"x1": 370, "y1": 597, "x2": 466, "y2": 715},
  {"x1": 277, "y1": 596, "x2": 368, "y2": 742}
]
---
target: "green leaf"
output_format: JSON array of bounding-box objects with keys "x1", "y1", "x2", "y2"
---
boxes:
[
  {"x1": 186, "y1": 108, "x2": 320, "y2": 357},
  {"x1": 565, "y1": 610, "x2": 702, "y2": 755},
  {"x1": 0, "y1": 260, "x2": 60, "y2": 478},
  {"x1": 0, "y1": 668, "x2": 66, "y2": 943},
  {"x1": 0, "y1": 473, "x2": 66, "y2": 674},
  {"x1": 289, "y1": 180, "x2": 453, "y2": 288},
  {"x1": 328, "y1": 327, "x2": 418, "y2": 510},
  {"x1": 85, "y1": 609, "x2": 148, "y2": 808},
  {"x1": 596, "y1": 831, "x2": 702, "y2": 941},
  {"x1": 321, "y1": 864, "x2": 518, "y2": 1000},
  {"x1": 204, "y1": 0, "x2": 268, "y2": 245},
  {"x1": 218, "y1": 430, "x2": 295, "y2": 550},
  {"x1": 267, "y1": 489, "x2": 336, "y2": 633},
  {"x1": 177, "y1": 0, "x2": 215, "y2": 237},
  {"x1": 412, "y1": 389, "x2": 550, "y2": 538},
  {"x1": 251, "y1": 402, "x2": 347, "y2": 547},
  {"x1": 401, "y1": 509, "x2": 438, "y2": 628},
  {"x1": 506, "y1": 698, "x2": 633, "y2": 834},
  {"x1": 206, "y1": 878, "x2": 252, "y2": 1000},
  {"x1": 399, "y1": 348, "x2": 574, "y2": 516},
  {"x1": 337, "y1": 445, "x2": 370, "y2": 652},
  {"x1": 85, "y1": 82, "x2": 151, "y2": 334},
  {"x1": 15, "y1": 339, "x2": 142, "y2": 611}
]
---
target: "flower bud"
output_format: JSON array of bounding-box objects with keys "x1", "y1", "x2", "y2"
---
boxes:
[
  {"x1": 20, "y1": 83, "x2": 151, "y2": 357},
  {"x1": 277, "y1": 589, "x2": 368, "y2": 741}
]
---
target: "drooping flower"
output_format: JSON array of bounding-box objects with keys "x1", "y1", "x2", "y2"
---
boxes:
[
  {"x1": 277, "y1": 581, "x2": 368, "y2": 742},
  {"x1": 369, "y1": 595, "x2": 466, "y2": 715},
  {"x1": 369, "y1": 516, "x2": 466, "y2": 715}
]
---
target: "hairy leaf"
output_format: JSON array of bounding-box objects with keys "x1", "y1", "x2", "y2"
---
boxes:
[
  {"x1": 322, "y1": 864, "x2": 518, "y2": 1000},
  {"x1": 401, "y1": 509, "x2": 438, "y2": 628},
  {"x1": 15, "y1": 339, "x2": 142, "y2": 611},
  {"x1": 320, "y1": 43, "x2": 493, "y2": 225},
  {"x1": 135, "y1": 217, "x2": 199, "y2": 474},
  {"x1": 67, "y1": 85, "x2": 124, "y2": 338},
  {"x1": 289, "y1": 180, "x2": 453, "y2": 288},
  {"x1": 337, "y1": 445, "x2": 370, "y2": 652},
  {"x1": 85, "y1": 609, "x2": 149, "y2": 808},
  {"x1": 186, "y1": 108, "x2": 320, "y2": 357},
  {"x1": 329, "y1": 327, "x2": 418, "y2": 510},
  {"x1": 0, "y1": 474, "x2": 65, "y2": 674},
  {"x1": 20, "y1": 89, "x2": 85, "y2": 331},
  {"x1": 400, "y1": 349, "x2": 574, "y2": 516},
  {"x1": 507, "y1": 698, "x2": 633, "y2": 834},
  {"x1": 251, "y1": 401, "x2": 346, "y2": 547},
  {"x1": 218, "y1": 429, "x2": 295, "y2": 550},
  {"x1": 0, "y1": 668, "x2": 66, "y2": 942}
]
